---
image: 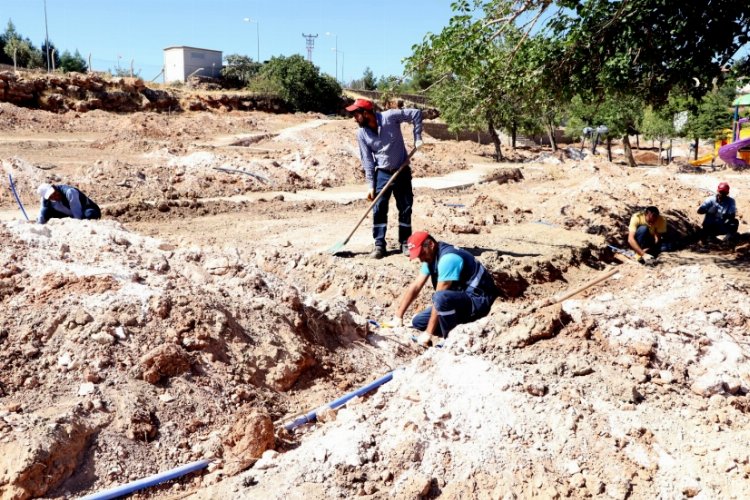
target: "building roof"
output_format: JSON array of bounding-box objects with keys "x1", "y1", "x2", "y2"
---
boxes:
[{"x1": 163, "y1": 46, "x2": 222, "y2": 54}]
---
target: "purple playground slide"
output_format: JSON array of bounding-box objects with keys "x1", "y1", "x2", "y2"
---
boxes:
[{"x1": 718, "y1": 137, "x2": 750, "y2": 167}]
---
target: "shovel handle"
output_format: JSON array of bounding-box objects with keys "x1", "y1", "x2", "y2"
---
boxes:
[{"x1": 340, "y1": 147, "x2": 418, "y2": 246}]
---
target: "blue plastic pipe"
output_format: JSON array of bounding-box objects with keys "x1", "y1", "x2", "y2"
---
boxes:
[
  {"x1": 80, "y1": 459, "x2": 211, "y2": 500},
  {"x1": 8, "y1": 174, "x2": 29, "y2": 221},
  {"x1": 284, "y1": 371, "x2": 396, "y2": 432}
]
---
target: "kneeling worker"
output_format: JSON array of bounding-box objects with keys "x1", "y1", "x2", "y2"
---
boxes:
[
  {"x1": 627, "y1": 206, "x2": 666, "y2": 263},
  {"x1": 37, "y1": 183, "x2": 101, "y2": 224},
  {"x1": 698, "y1": 182, "x2": 738, "y2": 240},
  {"x1": 391, "y1": 231, "x2": 500, "y2": 346}
]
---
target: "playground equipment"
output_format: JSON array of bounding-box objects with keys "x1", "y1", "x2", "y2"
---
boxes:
[
  {"x1": 688, "y1": 128, "x2": 732, "y2": 166},
  {"x1": 717, "y1": 94, "x2": 750, "y2": 167}
]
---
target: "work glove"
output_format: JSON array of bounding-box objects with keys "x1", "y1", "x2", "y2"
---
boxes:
[
  {"x1": 415, "y1": 139, "x2": 424, "y2": 150},
  {"x1": 415, "y1": 332, "x2": 434, "y2": 347},
  {"x1": 366, "y1": 188, "x2": 376, "y2": 202},
  {"x1": 642, "y1": 253, "x2": 654, "y2": 261},
  {"x1": 381, "y1": 316, "x2": 404, "y2": 329}
]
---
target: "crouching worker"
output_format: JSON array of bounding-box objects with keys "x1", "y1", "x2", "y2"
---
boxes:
[
  {"x1": 627, "y1": 206, "x2": 666, "y2": 263},
  {"x1": 698, "y1": 182, "x2": 738, "y2": 241},
  {"x1": 37, "y1": 183, "x2": 101, "y2": 224},
  {"x1": 391, "y1": 231, "x2": 500, "y2": 346}
]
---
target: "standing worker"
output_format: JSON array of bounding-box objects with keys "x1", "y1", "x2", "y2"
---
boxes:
[
  {"x1": 390, "y1": 231, "x2": 500, "y2": 346},
  {"x1": 36, "y1": 183, "x2": 101, "y2": 224},
  {"x1": 627, "y1": 206, "x2": 666, "y2": 263},
  {"x1": 698, "y1": 182, "x2": 738, "y2": 241},
  {"x1": 346, "y1": 98, "x2": 423, "y2": 259}
]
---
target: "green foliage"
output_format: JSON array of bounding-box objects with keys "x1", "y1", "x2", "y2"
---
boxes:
[
  {"x1": 41, "y1": 41, "x2": 61, "y2": 70},
  {"x1": 257, "y1": 54, "x2": 342, "y2": 113},
  {"x1": 684, "y1": 83, "x2": 737, "y2": 140},
  {"x1": 58, "y1": 49, "x2": 87, "y2": 73},
  {"x1": 221, "y1": 54, "x2": 262, "y2": 88},
  {"x1": 2, "y1": 20, "x2": 43, "y2": 69},
  {"x1": 546, "y1": 0, "x2": 750, "y2": 105},
  {"x1": 640, "y1": 106, "x2": 675, "y2": 143},
  {"x1": 347, "y1": 67, "x2": 376, "y2": 90}
]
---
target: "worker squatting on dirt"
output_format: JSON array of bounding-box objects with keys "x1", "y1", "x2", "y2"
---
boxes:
[
  {"x1": 627, "y1": 206, "x2": 667, "y2": 263},
  {"x1": 698, "y1": 182, "x2": 738, "y2": 241},
  {"x1": 390, "y1": 231, "x2": 500, "y2": 347},
  {"x1": 346, "y1": 98, "x2": 423, "y2": 259},
  {"x1": 36, "y1": 183, "x2": 101, "y2": 224}
]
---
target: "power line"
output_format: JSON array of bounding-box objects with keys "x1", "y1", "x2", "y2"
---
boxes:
[{"x1": 301, "y1": 33, "x2": 318, "y2": 62}]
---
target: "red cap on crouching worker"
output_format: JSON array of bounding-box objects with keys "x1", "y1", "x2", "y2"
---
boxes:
[
  {"x1": 718, "y1": 182, "x2": 730, "y2": 193},
  {"x1": 406, "y1": 231, "x2": 430, "y2": 259},
  {"x1": 345, "y1": 98, "x2": 374, "y2": 113}
]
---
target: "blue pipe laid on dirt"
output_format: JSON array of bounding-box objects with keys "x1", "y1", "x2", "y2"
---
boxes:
[
  {"x1": 80, "y1": 458, "x2": 211, "y2": 500},
  {"x1": 284, "y1": 371, "x2": 396, "y2": 432},
  {"x1": 8, "y1": 174, "x2": 29, "y2": 221}
]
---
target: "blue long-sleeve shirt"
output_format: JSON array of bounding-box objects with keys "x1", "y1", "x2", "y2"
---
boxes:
[
  {"x1": 356, "y1": 108, "x2": 423, "y2": 187},
  {"x1": 37, "y1": 185, "x2": 98, "y2": 224},
  {"x1": 698, "y1": 195, "x2": 736, "y2": 225}
]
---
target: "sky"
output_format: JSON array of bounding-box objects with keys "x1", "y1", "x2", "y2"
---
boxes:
[{"x1": 1, "y1": 0, "x2": 457, "y2": 83}]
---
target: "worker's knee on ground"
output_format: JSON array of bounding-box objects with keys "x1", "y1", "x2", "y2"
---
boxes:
[{"x1": 635, "y1": 225, "x2": 650, "y2": 240}]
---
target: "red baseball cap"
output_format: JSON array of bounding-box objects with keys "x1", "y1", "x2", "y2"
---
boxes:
[
  {"x1": 345, "y1": 98, "x2": 374, "y2": 113},
  {"x1": 718, "y1": 182, "x2": 730, "y2": 193},
  {"x1": 406, "y1": 231, "x2": 430, "y2": 259}
]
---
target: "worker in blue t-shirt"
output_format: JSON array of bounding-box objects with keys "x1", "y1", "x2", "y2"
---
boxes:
[
  {"x1": 390, "y1": 231, "x2": 500, "y2": 346},
  {"x1": 346, "y1": 98, "x2": 424, "y2": 259}
]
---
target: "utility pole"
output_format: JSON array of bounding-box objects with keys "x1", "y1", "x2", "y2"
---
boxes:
[
  {"x1": 43, "y1": 0, "x2": 51, "y2": 72},
  {"x1": 302, "y1": 33, "x2": 318, "y2": 62}
]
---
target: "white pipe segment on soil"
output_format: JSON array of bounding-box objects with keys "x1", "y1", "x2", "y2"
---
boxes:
[{"x1": 80, "y1": 459, "x2": 211, "y2": 500}]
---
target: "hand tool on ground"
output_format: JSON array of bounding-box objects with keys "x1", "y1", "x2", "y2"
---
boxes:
[
  {"x1": 8, "y1": 174, "x2": 29, "y2": 221},
  {"x1": 328, "y1": 147, "x2": 418, "y2": 254}
]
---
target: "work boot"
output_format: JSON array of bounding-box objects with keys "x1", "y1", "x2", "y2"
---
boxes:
[{"x1": 370, "y1": 246, "x2": 385, "y2": 259}]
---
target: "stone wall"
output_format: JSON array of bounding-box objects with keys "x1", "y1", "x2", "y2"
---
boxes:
[{"x1": 0, "y1": 71, "x2": 288, "y2": 114}]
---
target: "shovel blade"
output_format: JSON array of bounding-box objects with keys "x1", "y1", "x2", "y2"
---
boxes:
[{"x1": 328, "y1": 241, "x2": 346, "y2": 254}]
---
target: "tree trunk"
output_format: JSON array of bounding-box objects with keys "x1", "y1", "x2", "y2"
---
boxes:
[
  {"x1": 606, "y1": 137, "x2": 613, "y2": 162},
  {"x1": 511, "y1": 122, "x2": 517, "y2": 150},
  {"x1": 668, "y1": 139, "x2": 673, "y2": 164},
  {"x1": 488, "y1": 118, "x2": 503, "y2": 162},
  {"x1": 694, "y1": 137, "x2": 699, "y2": 160},
  {"x1": 547, "y1": 120, "x2": 557, "y2": 152},
  {"x1": 658, "y1": 140, "x2": 663, "y2": 165},
  {"x1": 623, "y1": 134, "x2": 637, "y2": 167},
  {"x1": 636, "y1": 134, "x2": 640, "y2": 150}
]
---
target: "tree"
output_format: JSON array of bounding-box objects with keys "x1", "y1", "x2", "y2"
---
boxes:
[
  {"x1": 2, "y1": 20, "x2": 43, "y2": 69},
  {"x1": 41, "y1": 41, "x2": 61, "y2": 71},
  {"x1": 362, "y1": 67, "x2": 376, "y2": 90},
  {"x1": 533, "y1": 0, "x2": 750, "y2": 106},
  {"x1": 221, "y1": 54, "x2": 262, "y2": 88},
  {"x1": 640, "y1": 106, "x2": 676, "y2": 164},
  {"x1": 59, "y1": 49, "x2": 87, "y2": 73},
  {"x1": 683, "y1": 83, "x2": 737, "y2": 159},
  {"x1": 256, "y1": 54, "x2": 341, "y2": 113}
]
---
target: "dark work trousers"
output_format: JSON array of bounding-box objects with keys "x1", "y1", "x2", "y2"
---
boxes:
[
  {"x1": 411, "y1": 290, "x2": 496, "y2": 338},
  {"x1": 372, "y1": 166, "x2": 413, "y2": 250},
  {"x1": 40, "y1": 205, "x2": 101, "y2": 222},
  {"x1": 703, "y1": 218, "x2": 739, "y2": 237},
  {"x1": 634, "y1": 225, "x2": 661, "y2": 257}
]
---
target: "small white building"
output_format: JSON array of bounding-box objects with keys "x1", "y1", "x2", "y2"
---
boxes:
[{"x1": 163, "y1": 46, "x2": 222, "y2": 83}]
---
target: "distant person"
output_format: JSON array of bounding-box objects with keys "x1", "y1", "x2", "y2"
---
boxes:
[
  {"x1": 627, "y1": 206, "x2": 666, "y2": 263},
  {"x1": 390, "y1": 231, "x2": 500, "y2": 346},
  {"x1": 346, "y1": 98, "x2": 423, "y2": 259},
  {"x1": 698, "y1": 182, "x2": 738, "y2": 240},
  {"x1": 36, "y1": 183, "x2": 101, "y2": 224}
]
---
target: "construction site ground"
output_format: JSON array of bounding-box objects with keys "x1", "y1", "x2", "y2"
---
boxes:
[{"x1": 1, "y1": 100, "x2": 750, "y2": 499}]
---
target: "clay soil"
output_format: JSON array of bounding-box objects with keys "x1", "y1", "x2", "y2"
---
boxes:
[{"x1": 1, "y1": 100, "x2": 750, "y2": 500}]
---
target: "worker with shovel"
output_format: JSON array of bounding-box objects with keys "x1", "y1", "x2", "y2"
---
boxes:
[
  {"x1": 346, "y1": 98, "x2": 423, "y2": 259},
  {"x1": 389, "y1": 231, "x2": 500, "y2": 346},
  {"x1": 36, "y1": 183, "x2": 101, "y2": 224},
  {"x1": 627, "y1": 206, "x2": 666, "y2": 263}
]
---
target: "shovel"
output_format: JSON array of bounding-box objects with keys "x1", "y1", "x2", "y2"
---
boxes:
[{"x1": 328, "y1": 147, "x2": 418, "y2": 254}]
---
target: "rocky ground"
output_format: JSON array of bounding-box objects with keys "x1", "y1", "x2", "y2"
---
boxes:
[{"x1": 1, "y1": 92, "x2": 749, "y2": 500}]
